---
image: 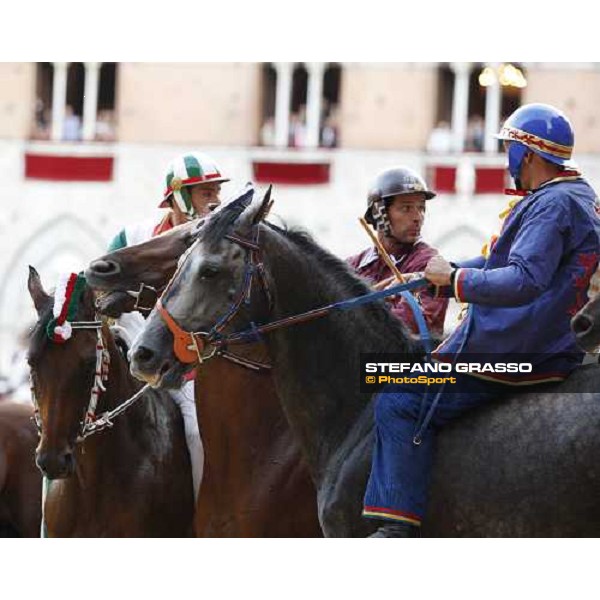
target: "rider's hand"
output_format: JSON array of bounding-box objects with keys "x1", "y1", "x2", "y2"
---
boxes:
[{"x1": 425, "y1": 255, "x2": 453, "y2": 286}]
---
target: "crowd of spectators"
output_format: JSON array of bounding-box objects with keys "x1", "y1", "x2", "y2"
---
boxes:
[
  {"x1": 260, "y1": 103, "x2": 339, "y2": 148},
  {"x1": 31, "y1": 99, "x2": 117, "y2": 142},
  {"x1": 427, "y1": 114, "x2": 502, "y2": 154}
]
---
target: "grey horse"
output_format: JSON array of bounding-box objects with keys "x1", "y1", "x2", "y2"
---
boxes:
[{"x1": 129, "y1": 187, "x2": 600, "y2": 537}]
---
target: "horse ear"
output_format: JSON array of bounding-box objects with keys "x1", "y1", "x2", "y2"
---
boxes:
[
  {"x1": 27, "y1": 266, "x2": 51, "y2": 315},
  {"x1": 252, "y1": 185, "x2": 274, "y2": 225},
  {"x1": 236, "y1": 185, "x2": 275, "y2": 234}
]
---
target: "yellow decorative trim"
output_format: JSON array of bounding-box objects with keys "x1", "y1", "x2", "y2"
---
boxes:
[
  {"x1": 362, "y1": 510, "x2": 421, "y2": 526},
  {"x1": 499, "y1": 126, "x2": 572, "y2": 159},
  {"x1": 170, "y1": 177, "x2": 183, "y2": 192},
  {"x1": 467, "y1": 371, "x2": 566, "y2": 386},
  {"x1": 453, "y1": 268, "x2": 464, "y2": 302}
]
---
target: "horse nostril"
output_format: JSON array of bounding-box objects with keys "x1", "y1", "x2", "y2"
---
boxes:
[
  {"x1": 90, "y1": 259, "x2": 120, "y2": 276},
  {"x1": 36, "y1": 449, "x2": 74, "y2": 478},
  {"x1": 572, "y1": 313, "x2": 593, "y2": 336},
  {"x1": 134, "y1": 345, "x2": 155, "y2": 365}
]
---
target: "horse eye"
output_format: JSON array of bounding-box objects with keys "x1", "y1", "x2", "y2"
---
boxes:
[{"x1": 199, "y1": 266, "x2": 219, "y2": 279}]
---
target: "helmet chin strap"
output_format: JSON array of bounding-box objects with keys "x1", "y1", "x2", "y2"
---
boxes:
[{"x1": 173, "y1": 187, "x2": 196, "y2": 218}]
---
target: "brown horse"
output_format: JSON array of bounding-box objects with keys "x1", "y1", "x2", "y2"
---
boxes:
[
  {"x1": 27, "y1": 267, "x2": 194, "y2": 537},
  {"x1": 0, "y1": 400, "x2": 41, "y2": 537},
  {"x1": 86, "y1": 213, "x2": 322, "y2": 537}
]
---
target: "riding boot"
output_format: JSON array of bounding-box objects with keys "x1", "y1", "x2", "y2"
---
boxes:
[{"x1": 369, "y1": 522, "x2": 420, "y2": 538}]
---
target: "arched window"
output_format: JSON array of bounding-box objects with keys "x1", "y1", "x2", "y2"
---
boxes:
[
  {"x1": 33, "y1": 63, "x2": 53, "y2": 139},
  {"x1": 321, "y1": 63, "x2": 341, "y2": 148},
  {"x1": 289, "y1": 64, "x2": 308, "y2": 147},
  {"x1": 64, "y1": 62, "x2": 85, "y2": 141},
  {"x1": 260, "y1": 64, "x2": 277, "y2": 147},
  {"x1": 97, "y1": 63, "x2": 117, "y2": 141}
]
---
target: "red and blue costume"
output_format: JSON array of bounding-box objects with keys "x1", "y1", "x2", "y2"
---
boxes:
[{"x1": 363, "y1": 104, "x2": 600, "y2": 529}]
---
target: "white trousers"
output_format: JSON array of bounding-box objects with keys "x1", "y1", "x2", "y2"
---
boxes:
[
  {"x1": 114, "y1": 312, "x2": 203, "y2": 502},
  {"x1": 169, "y1": 380, "x2": 203, "y2": 502}
]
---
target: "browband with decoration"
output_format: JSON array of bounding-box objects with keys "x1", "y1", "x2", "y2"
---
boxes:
[{"x1": 47, "y1": 273, "x2": 87, "y2": 343}]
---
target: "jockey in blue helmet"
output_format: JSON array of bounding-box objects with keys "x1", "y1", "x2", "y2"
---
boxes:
[
  {"x1": 362, "y1": 103, "x2": 600, "y2": 537},
  {"x1": 496, "y1": 102, "x2": 576, "y2": 189}
]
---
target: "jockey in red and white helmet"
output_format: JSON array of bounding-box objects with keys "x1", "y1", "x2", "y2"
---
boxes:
[
  {"x1": 108, "y1": 152, "x2": 229, "y2": 250},
  {"x1": 106, "y1": 151, "x2": 230, "y2": 502}
]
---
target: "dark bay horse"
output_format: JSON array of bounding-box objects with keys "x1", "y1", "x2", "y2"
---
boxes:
[
  {"x1": 85, "y1": 207, "x2": 322, "y2": 537},
  {"x1": 130, "y1": 188, "x2": 600, "y2": 537},
  {"x1": 0, "y1": 401, "x2": 42, "y2": 537},
  {"x1": 27, "y1": 267, "x2": 194, "y2": 537}
]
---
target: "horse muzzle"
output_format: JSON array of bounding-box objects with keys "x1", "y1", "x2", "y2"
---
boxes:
[
  {"x1": 571, "y1": 312, "x2": 599, "y2": 352},
  {"x1": 86, "y1": 259, "x2": 121, "y2": 283},
  {"x1": 36, "y1": 447, "x2": 75, "y2": 480},
  {"x1": 95, "y1": 290, "x2": 136, "y2": 318},
  {"x1": 129, "y1": 342, "x2": 190, "y2": 389}
]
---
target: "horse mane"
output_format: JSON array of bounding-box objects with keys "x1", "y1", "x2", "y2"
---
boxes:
[
  {"x1": 270, "y1": 223, "x2": 369, "y2": 294},
  {"x1": 252, "y1": 221, "x2": 420, "y2": 477},
  {"x1": 265, "y1": 222, "x2": 418, "y2": 354}
]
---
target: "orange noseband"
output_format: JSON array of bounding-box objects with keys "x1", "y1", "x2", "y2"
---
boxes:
[{"x1": 156, "y1": 299, "x2": 204, "y2": 364}]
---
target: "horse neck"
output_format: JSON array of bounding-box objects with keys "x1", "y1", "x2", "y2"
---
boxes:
[
  {"x1": 260, "y1": 227, "x2": 415, "y2": 482},
  {"x1": 101, "y1": 330, "x2": 143, "y2": 414},
  {"x1": 79, "y1": 329, "x2": 149, "y2": 463}
]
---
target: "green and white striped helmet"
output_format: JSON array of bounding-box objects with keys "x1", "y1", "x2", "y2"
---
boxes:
[{"x1": 160, "y1": 152, "x2": 230, "y2": 217}]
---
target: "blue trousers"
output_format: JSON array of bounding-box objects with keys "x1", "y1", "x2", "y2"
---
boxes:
[{"x1": 363, "y1": 374, "x2": 508, "y2": 526}]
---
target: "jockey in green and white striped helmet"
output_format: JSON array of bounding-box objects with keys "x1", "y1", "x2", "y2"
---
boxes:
[{"x1": 160, "y1": 152, "x2": 230, "y2": 220}]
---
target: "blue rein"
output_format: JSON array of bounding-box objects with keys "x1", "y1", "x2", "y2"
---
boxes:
[
  {"x1": 331, "y1": 278, "x2": 433, "y2": 355},
  {"x1": 222, "y1": 276, "x2": 433, "y2": 357}
]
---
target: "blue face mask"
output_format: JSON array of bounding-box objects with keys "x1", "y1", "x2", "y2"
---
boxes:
[{"x1": 507, "y1": 142, "x2": 529, "y2": 188}]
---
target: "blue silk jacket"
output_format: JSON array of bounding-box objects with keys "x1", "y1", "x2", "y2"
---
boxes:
[{"x1": 434, "y1": 175, "x2": 600, "y2": 384}]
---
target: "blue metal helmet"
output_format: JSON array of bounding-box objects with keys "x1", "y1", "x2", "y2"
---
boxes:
[{"x1": 496, "y1": 103, "x2": 575, "y2": 182}]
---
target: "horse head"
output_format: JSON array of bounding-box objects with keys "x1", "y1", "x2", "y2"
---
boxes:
[
  {"x1": 27, "y1": 267, "x2": 107, "y2": 479},
  {"x1": 571, "y1": 294, "x2": 600, "y2": 353},
  {"x1": 129, "y1": 184, "x2": 272, "y2": 388},
  {"x1": 86, "y1": 220, "x2": 200, "y2": 317}
]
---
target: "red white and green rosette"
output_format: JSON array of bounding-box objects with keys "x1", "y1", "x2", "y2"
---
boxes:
[{"x1": 46, "y1": 273, "x2": 87, "y2": 343}]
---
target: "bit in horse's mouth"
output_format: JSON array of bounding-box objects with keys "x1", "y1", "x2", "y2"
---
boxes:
[
  {"x1": 95, "y1": 291, "x2": 136, "y2": 318},
  {"x1": 153, "y1": 362, "x2": 173, "y2": 388},
  {"x1": 150, "y1": 361, "x2": 188, "y2": 390}
]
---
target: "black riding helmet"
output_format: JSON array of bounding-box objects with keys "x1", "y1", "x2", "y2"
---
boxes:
[{"x1": 365, "y1": 166, "x2": 436, "y2": 234}]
